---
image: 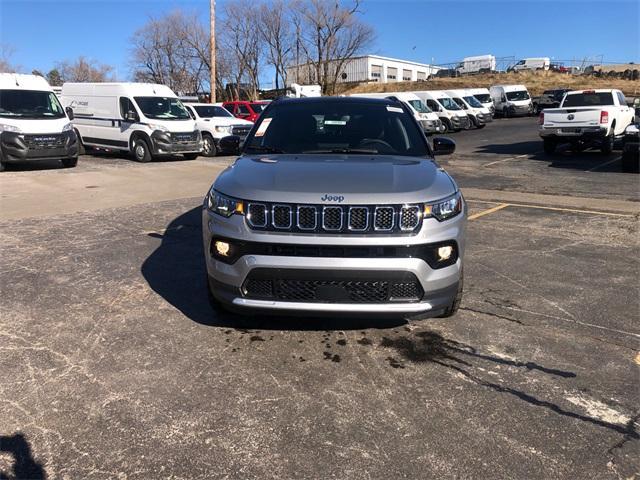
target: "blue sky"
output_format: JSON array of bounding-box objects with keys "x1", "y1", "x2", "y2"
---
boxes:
[{"x1": 1, "y1": 0, "x2": 638, "y2": 85}]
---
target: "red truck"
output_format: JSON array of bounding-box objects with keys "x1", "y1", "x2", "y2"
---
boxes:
[{"x1": 222, "y1": 101, "x2": 269, "y2": 123}]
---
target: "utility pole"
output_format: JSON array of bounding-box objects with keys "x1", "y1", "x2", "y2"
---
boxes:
[{"x1": 210, "y1": 0, "x2": 216, "y2": 103}]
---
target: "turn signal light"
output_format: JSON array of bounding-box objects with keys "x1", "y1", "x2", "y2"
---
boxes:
[{"x1": 600, "y1": 111, "x2": 609, "y2": 124}]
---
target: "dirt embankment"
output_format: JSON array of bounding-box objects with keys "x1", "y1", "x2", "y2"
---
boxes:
[{"x1": 339, "y1": 70, "x2": 640, "y2": 98}]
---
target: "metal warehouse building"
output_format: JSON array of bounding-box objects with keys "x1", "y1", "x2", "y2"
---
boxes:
[{"x1": 286, "y1": 55, "x2": 441, "y2": 86}]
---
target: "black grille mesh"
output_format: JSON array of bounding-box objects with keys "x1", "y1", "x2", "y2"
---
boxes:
[
  {"x1": 272, "y1": 205, "x2": 292, "y2": 228},
  {"x1": 400, "y1": 206, "x2": 420, "y2": 230},
  {"x1": 297, "y1": 206, "x2": 317, "y2": 230},
  {"x1": 375, "y1": 207, "x2": 394, "y2": 230},
  {"x1": 348, "y1": 207, "x2": 368, "y2": 230},
  {"x1": 323, "y1": 207, "x2": 342, "y2": 230},
  {"x1": 244, "y1": 279, "x2": 273, "y2": 298},
  {"x1": 247, "y1": 203, "x2": 267, "y2": 227}
]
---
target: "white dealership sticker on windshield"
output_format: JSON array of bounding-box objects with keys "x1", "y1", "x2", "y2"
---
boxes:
[
  {"x1": 324, "y1": 120, "x2": 347, "y2": 125},
  {"x1": 386, "y1": 106, "x2": 404, "y2": 113},
  {"x1": 254, "y1": 118, "x2": 272, "y2": 137}
]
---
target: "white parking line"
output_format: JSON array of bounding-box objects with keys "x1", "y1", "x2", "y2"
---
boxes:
[
  {"x1": 482, "y1": 153, "x2": 536, "y2": 167},
  {"x1": 587, "y1": 157, "x2": 620, "y2": 172}
]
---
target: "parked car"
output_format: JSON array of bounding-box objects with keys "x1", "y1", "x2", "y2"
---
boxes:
[
  {"x1": 0, "y1": 73, "x2": 78, "y2": 171},
  {"x1": 203, "y1": 96, "x2": 466, "y2": 318},
  {"x1": 184, "y1": 103, "x2": 252, "y2": 156},
  {"x1": 621, "y1": 123, "x2": 639, "y2": 173},
  {"x1": 414, "y1": 91, "x2": 471, "y2": 133},
  {"x1": 456, "y1": 55, "x2": 496, "y2": 75},
  {"x1": 350, "y1": 92, "x2": 443, "y2": 134},
  {"x1": 509, "y1": 57, "x2": 551, "y2": 72},
  {"x1": 538, "y1": 89, "x2": 635, "y2": 154},
  {"x1": 490, "y1": 84, "x2": 533, "y2": 117},
  {"x1": 533, "y1": 89, "x2": 570, "y2": 114},
  {"x1": 434, "y1": 69, "x2": 459, "y2": 78},
  {"x1": 222, "y1": 100, "x2": 269, "y2": 123},
  {"x1": 466, "y1": 88, "x2": 495, "y2": 116},
  {"x1": 550, "y1": 63, "x2": 570, "y2": 74},
  {"x1": 61, "y1": 82, "x2": 202, "y2": 162},
  {"x1": 445, "y1": 89, "x2": 493, "y2": 129}
]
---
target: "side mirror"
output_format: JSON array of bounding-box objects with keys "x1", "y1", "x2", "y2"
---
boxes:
[
  {"x1": 219, "y1": 135, "x2": 241, "y2": 154},
  {"x1": 125, "y1": 110, "x2": 138, "y2": 122},
  {"x1": 65, "y1": 106, "x2": 74, "y2": 120},
  {"x1": 432, "y1": 137, "x2": 455, "y2": 156}
]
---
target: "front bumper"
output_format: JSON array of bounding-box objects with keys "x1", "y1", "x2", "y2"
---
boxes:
[
  {"x1": 506, "y1": 105, "x2": 533, "y2": 117},
  {"x1": 419, "y1": 119, "x2": 444, "y2": 134},
  {"x1": 0, "y1": 130, "x2": 78, "y2": 163},
  {"x1": 539, "y1": 126, "x2": 608, "y2": 139},
  {"x1": 202, "y1": 204, "x2": 466, "y2": 316},
  {"x1": 451, "y1": 116, "x2": 471, "y2": 130},
  {"x1": 150, "y1": 130, "x2": 202, "y2": 155}
]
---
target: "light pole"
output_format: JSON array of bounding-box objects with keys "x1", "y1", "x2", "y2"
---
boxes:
[{"x1": 210, "y1": 0, "x2": 216, "y2": 103}]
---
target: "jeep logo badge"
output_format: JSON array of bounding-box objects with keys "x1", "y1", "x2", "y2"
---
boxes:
[
  {"x1": 567, "y1": 114, "x2": 575, "y2": 120},
  {"x1": 321, "y1": 194, "x2": 345, "y2": 202}
]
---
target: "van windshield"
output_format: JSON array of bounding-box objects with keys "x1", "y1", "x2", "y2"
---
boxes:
[
  {"x1": 244, "y1": 100, "x2": 429, "y2": 157},
  {"x1": 407, "y1": 99, "x2": 432, "y2": 113},
  {"x1": 474, "y1": 93, "x2": 491, "y2": 103},
  {"x1": 0, "y1": 89, "x2": 66, "y2": 119},
  {"x1": 134, "y1": 96, "x2": 190, "y2": 120},
  {"x1": 463, "y1": 96, "x2": 483, "y2": 108},
  {"x1": 438, "y1": 97, "x2": 462, "y2": 110},
  {"x1": 506, "y1": 91, "x2": 530, "y2": 101},
  {"x1": 194, "y1": 105, "x2": 234, "y2": 118}
]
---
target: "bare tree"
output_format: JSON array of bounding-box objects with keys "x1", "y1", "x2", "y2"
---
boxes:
[
  {"x1": 0, "y1": 43, "x2": 19, "y2": 73},
  {"x1": 56, "y1": 56, "x2": 114, "y2": 82},
  {"x1": 258, "y1": 0, "x2": 295, "y2": 91},
  {"x1": 293, "y1": 0, "x2": 375, "y2": 94}
]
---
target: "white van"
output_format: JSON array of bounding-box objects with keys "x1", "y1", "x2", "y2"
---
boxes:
[
  {"x1": 413, "y1": 91, "x2": 471, "y2": 133},
  {"x1": 466, "y1": 88, "x2": 494, "y2": 116},
  {"x1": 510, "y1": 57, "x2": 550, "y2": 72},
  {"x1": 184, "y1": 103, "x2": 253, "y2": 156},
  {"x1": 350, "y1": 92, "x2": 443, "y2": 134},
  {"x1": 0, "y1": 73, "x2": 78, "y2": 171},
  {"x1": 490, "y1": 84, "x2": 533, "y2": 117},
  {"x1": 456, "y1": 55, "x2": 496, "y2": 75},
  {"x1": 61, "y1": 82, "x2": 202, "y2": 162},
  {"x1": 445, "y1": 90, "x2": 492, "y2": 129}
]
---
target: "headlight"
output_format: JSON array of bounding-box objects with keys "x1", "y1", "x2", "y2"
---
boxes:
[
  {"x1": 0, "y1": 123, "x2": 22, "y2": 133},
  {"x1": 214, "y1": 126, "x2": 232, "y2": 134},
  {"x1": 62, "y1": 123, "x2": 73, "y2": 132},
  {"x1": 424, "y1": 192, "x2": 463, "y2": 222},
  {"x1": 148, "y1": 123, "x2": 168, "y2": 132},
  {"x1": 206, "y1": 189, "x2": 244, "y2": 217}
]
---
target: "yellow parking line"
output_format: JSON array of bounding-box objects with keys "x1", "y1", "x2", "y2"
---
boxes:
[
  {"x1": 635, "y1": 352, "x2": 640, "y2": 365},
  {"x1": 466, "y1": 200, "x2": 636, "y2": 218},
  {"x1": 468, "y1": 203, "x2": 509, "y2": 220}
]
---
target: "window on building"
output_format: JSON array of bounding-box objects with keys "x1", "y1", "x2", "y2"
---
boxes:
[
  {"x1": 387, "y1": 67, "x2": 398, "y2": 81},
  {"x1": 417, "y1": 71, "x2": 427, "y2": 81},
  {"x1": 371, "y1": 65, "x2": 383, "y2": 80},
  {"x1": 402, "y1": 69, "x2": 412, "y2": 81}
]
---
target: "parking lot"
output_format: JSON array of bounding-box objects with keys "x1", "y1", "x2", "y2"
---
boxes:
[{"x1": 1, "y1": 116, "x2": 638, "y2": 478}]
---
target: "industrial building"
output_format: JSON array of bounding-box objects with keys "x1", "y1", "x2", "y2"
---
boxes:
[{"x1": 285, "y1": 54, "x2": 441, "y2": 86}]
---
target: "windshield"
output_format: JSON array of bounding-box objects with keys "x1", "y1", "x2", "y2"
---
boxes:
[
  {"x1": 0, "y1": 89, "x2": 66, "y2": 119},
  {"x1": 562, "y1": 92, "x2": 613, "y2": 107},
  {"x1": 453, "y1": 98, "x2": 467, "y2": 110},
  {"x1": 463, "y1": 96, "x2": 483, "y2": 108},
  {"x1": 506, "y1": 90, "x2": 530, "y2": 101},
  {"x1": 194, "y1": 105, "x2": 234, "y2": 118},
  {"x1": 251, "y1": 103, "x2": 267, "y2": 113},
  {"x1": 438, "y1": 97, "x2": 462, "y2": 111},
  {"x1": 407, "y1": 99, "x2": 432, "y2": 113},
  {"x1": 474, "y1": 93, "x2": 491, "y2": 103},
  {"x1": 244, "y1": 100, "x2": 429, "y2": 157},
  {"x1": 134, "y1": 96, "x2": 191, "y2": 120}
]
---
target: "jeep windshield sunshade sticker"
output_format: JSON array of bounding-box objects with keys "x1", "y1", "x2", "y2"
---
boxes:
[
  {"x1": 324, "y1": 120, "x2": 347, "y2": 125},
  {"x1": 254, "y1": 118, "x2": 272, "y2": 137},
  {"x1": 386, "y1": 106, "x2": 403, "y2": 113}
]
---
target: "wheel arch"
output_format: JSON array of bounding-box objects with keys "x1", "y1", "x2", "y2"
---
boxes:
[{"x1": 129, "y1": 130, "x2": 152, "y2": 153}]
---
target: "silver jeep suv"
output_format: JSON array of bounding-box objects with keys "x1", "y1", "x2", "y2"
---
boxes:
[{"x1": 203, "y1": 97, "x2": 466, "y2": 318}]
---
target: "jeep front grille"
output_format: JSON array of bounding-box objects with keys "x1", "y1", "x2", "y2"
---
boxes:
[{"x1": 245, "y1": 202, "x2": 423, "y2": 234}]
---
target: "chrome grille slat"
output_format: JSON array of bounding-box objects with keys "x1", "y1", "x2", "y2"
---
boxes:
[
  {"x1": 374, "y1": 207, "x2": 395, "y2": 231},
  {"x1": 247, "y1": 203, "x2": 267, "y2": 227},
  {"x1": 272, "y1": 205, "x2": 292, "y2": 229},
  {"x1": 400, "y1": 206, "x2": 420, "y2": 231}
]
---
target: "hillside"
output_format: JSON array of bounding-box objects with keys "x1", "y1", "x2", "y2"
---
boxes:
[{"x1": 339, "y1": 70, "x2": 640, "y2": 98}]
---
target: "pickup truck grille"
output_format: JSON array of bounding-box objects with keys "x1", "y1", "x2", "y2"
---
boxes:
[
  {"x1": 246, "y1": 202, "x2": 423, "y2": 234},
  {"x1": 232, "y1": 125, "x2": 252, "y2": 137}
]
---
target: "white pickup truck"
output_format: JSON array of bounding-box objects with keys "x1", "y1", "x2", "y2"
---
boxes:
[{"x1": 538, "y1": 89, "x2": 634, "y2": 154}]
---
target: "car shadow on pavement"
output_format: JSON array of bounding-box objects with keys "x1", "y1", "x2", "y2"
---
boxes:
[
  {"x1": 381, "y1": 330, "x2": 639, "y2": 440},
  {"x1": 475, "y1": 141, "x2": 541, "y2": 156},
  {"x1": 141, "y1": 206, "x2": 406, "y2": 331},
  {"x1": 0, "y1": 433, "x2": 46, "y2": 480}
]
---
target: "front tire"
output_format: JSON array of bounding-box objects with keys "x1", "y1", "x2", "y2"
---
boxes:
[
  {"x1": 132, "y1": 137, "x2": 152, "y2": 163},
  {"x1": 201, "y1": 133, "x2": 217, "y2": 157},
  {"x1": 61, "y1": 157, "x2": 78, "y2": 168},
  {"x1": 438, "y1": 270, "x2": 464, "y2": 318},
  {"x1": 543, "y1": 139, "x2": 556, "y2": 155},
  {"x1": 183, "y1": 153, "x2": 199, "y2": 160},
  {"x1": 75, "y1": 130, "x2": 85, "y2": 156},
  {"x1": 440, "y1": 120, "x2": 450, "y2": 134},
  {"x1": 601, "y1": 134, "x2": 614, "y2": 155}
]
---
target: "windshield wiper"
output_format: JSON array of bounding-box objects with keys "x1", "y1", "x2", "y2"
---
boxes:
[
  {"x1": 302, "y1": 148, "x2": 378, "y2": 155},
  {"x1": 246, "y1": 146, "x2": 285, "y2": 154}
]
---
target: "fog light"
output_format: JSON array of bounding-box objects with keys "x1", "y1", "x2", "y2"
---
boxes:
[
  {"x1": 437, "y1": 245, "x2": 453, "y2": 261},
  {"x1": 215, "y1": 240, "x2": 231, "y2": 256}
]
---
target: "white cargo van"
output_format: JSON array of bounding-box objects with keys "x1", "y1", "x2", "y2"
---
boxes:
[
  {"x1": 456, "y1": 55, "x2": 496, "y2": 75},
  {"x1": 61, "y1": 82, "x2": 202, "y2": 162},
  {"x1": 445, "y1": 89, "x2": 492, "y2": 129},
  {"x1": 510, "y1": 57, "x2": 550, "y2": 72},
  {"x1": 466, "y1": 88, "x2": 494, "y2": 116},
  {"x1": 0, "y1": 73, "x2": 78, "y2": 171},
  {"x1": 490, "y1": 84, "x2": 533, "y2": 117},
  {"x1": 184, "y1": 103, "x2": 252, "y2": 156},
  {"x1": 350, "y1": 92, "x2": 443, "y2": 134},
  {"x1": 413, "y1": 91, "x2": 471, "y2": 133}
]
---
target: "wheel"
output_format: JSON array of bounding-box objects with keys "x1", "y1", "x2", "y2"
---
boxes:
[
  {"x1": 74, "y1": 130, "x2": 85, "y2": 156},
  {"x1": 476, "y1": 123, "x2": 486, "y2": 129},
  {"x1": 183, "y1": 153, "x2": 199, "y2": 160},
  {"x1": 132, "y1": 137, "x2": 152, "y2": 162},
  {"x1": 571, "y1": 142, "x2": 585, "y2": 153},
  {"x1": 61, "y1": 157, "x2": 78, "y2": 168},
  {"x1": 503, "y1": 107, "x2": 510, "y2": 118},
  {"x1": 201, "y1": 133, "x2": 217, "y2": 157},
  {"x1": 440, "y1": 120, "x2": 450, "y2": 134},
  {"x1": 600, "y1": 134, "x2": 614, "y2": 154},
  {"x1": 543, "y1": 139, "x2": 556, "y2": 155},
  {"x1": 438, "y1": 269, "x2": 464, "y2": 318}
]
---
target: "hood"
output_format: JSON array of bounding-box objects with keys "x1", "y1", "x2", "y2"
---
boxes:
[
  {"x1": 214, "y1": 154, "x2": 457, "y2": 204},
  {"x1": 1, "y1": 117, "x2": 70, "y2": 134},
  {"x1": 198, "y1": 117, "x2": 252, "y2": 127},
  {"x1": 143, "y1": 118, "x2": 195, "y2": 133}
]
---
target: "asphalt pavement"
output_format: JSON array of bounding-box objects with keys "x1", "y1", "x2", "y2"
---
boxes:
[{"x1": 1, "y1": 117, "x2": 638, "y2": 479}]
